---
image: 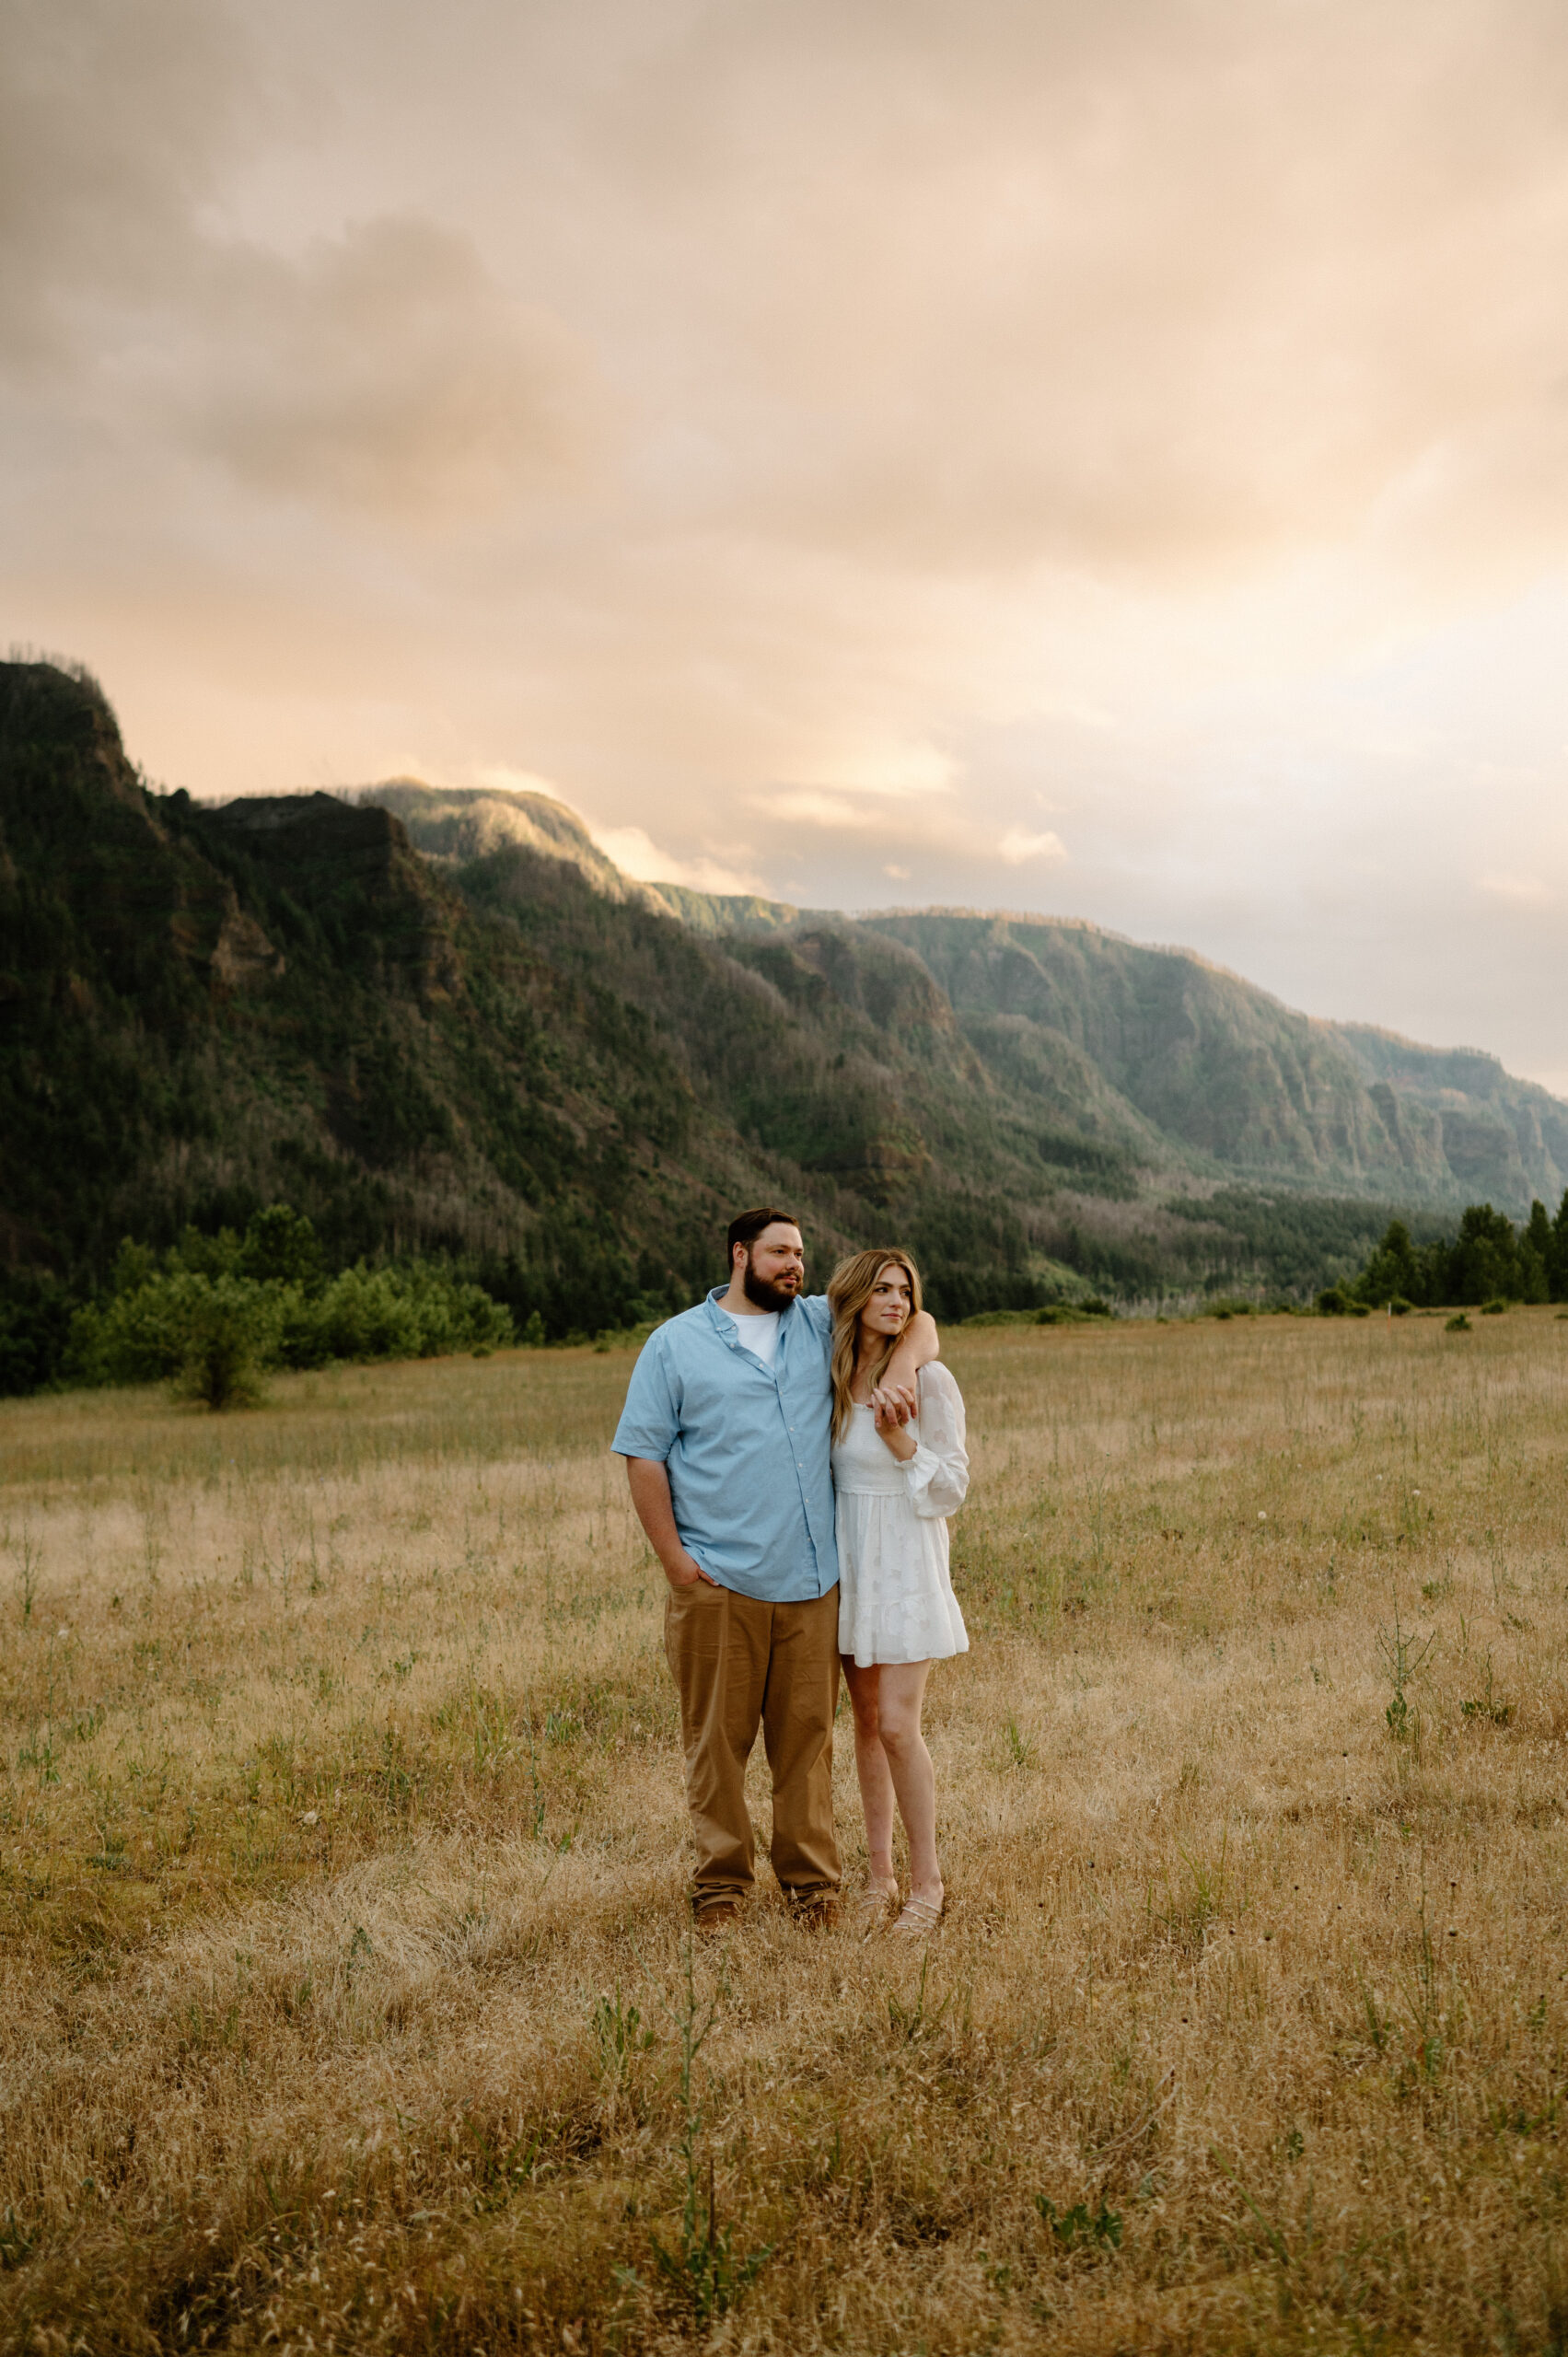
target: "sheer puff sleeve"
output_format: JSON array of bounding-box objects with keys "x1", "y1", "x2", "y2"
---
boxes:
[{"x1": 903, "y1": 1364, "x2": 970, "y2": 1519}]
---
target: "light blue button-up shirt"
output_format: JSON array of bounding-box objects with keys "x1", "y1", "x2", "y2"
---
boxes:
[{"x1": 611, "y1": 1287, "x2": 838, "y2": 1601}]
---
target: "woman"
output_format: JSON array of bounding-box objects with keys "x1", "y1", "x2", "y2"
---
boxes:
[{"x1": 828, "y1": 1248, "x2": 969, "y2": 1941}]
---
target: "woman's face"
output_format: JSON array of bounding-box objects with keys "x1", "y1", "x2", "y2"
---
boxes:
[{"x1": 858, "y1": 1261, "x2": 912, "y2": 1344}]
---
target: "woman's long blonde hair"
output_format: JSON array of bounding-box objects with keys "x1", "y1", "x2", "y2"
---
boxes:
[{"x1": 828, "y1": 1248, "x2": 923, "y2": 1440}]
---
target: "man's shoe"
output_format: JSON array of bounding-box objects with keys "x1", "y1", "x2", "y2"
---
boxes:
[
  {"x1": 788, "y1": 1892, "x2": 841, "y2": 1933},
  {"x1": 694, "y1": 1900, "x2": 744, "y2": 1937}
]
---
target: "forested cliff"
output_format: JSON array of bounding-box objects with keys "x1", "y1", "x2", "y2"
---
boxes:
[{"x1": 4, "y1": 658, "x2": 1560, "y2": 1387}]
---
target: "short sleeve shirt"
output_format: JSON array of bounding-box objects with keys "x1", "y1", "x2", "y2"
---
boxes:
[{"x1": 611, "y1": 1288, "x2": 837, "y2": 1600}]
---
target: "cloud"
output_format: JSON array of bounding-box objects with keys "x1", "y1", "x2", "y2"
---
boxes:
[
  {"x1": 788, "y1": 743, "x2": 958, "y2": 796},
  {"x1": 185, "y1": 217, "x2": 608, "y2": 523},
  {"x1": 754, "y1": 791, "x2": 866, "y2": 830},
  {"x1": 588, "y1": 824, "x2": 765, "y2": 897},
  {"x1": 0, "y1": 0, "x2": 250, "y2": 365},
  {"x1": 8, "y1": 0, "x2": 1568, "y2": 1086},
  {"x1": 1477, "y1": 871, "x2": 1556, "y2": 908},
  {"x1": 16, "y1": 0, "x2": 1568, "y2": 583},
  {"x1": 476, "y1": 764, "x2": 572, "y2": 801},
  {"x1": 998, "y1": 828, "x2": 1067, "y2": 865},
  {"x1": 557, "y1": 0, "x2": 1568, "y2": 585}
]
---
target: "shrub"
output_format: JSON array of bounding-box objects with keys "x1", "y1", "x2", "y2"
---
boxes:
[
  {"x1": 1446, "y1": 1312, "x2": 1471, "y2": 1332},
  {"x1": 1317, "y1": 1285, "x2": 1369, "y2": 1318},
  {"x1": 64, "y1": 1235, "x2": 512, "y2": 1395},
  {"x1": 1481, "y1": 1298, "x2": 1507, "y2": 1317},
  {"x1": 169, "y1": 1282, "x2": 267, "y2": 1411},
  {"x1": 66, "y1": 1270, "x2": 278, "y2": 1387},
  {"x1": 281, "y1": 1263, "x2": 511, "y2": 1364},
  {"x1": 237, "y1": 1203, "x2": 323, "y2": 1289}
]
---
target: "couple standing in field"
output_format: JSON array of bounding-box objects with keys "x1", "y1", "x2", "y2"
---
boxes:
[{"x1": 613, "y1": 1207, "x2": 970, "y2": 1939}]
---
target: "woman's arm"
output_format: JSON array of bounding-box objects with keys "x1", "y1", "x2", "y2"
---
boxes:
[{"x1": 902, "y1": 1366, "x2": 970, "y2": 1516}]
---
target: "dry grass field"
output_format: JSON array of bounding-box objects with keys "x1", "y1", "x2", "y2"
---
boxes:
[{"x1": 4, "y1": 1311, "x2": 1568, "y2": 2355}]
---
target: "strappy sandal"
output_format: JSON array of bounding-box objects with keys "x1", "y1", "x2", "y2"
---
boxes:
[
  {"x1": 887, "y1": 1892, "x2": 945, "y2": 1943},
  {"x1": 854, "y1": 1879, "x2": 900, "y2": 1941}
]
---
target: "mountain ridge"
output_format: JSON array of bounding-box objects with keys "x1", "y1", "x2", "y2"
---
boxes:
[
  {"x1": 364, "y1": 773, "x2": 1562, "y2": 1209},
  {"x1": 4, "y1": 661, "x2": 1562, "y2": 1370}
]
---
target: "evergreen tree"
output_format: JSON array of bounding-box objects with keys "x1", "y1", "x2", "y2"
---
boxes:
[
  {"x1": 1551, "y1": 1190, "x2": 1568, "y2": 1303},
  {"x1": 1352, "y1": 1218, "x2": 1423, "y2": 1307},
  {"x1": 1520, "y1": 1199, "x2": 1552, "y2": 1304},
  {"x1": 1447, "y1": 1203, "x2": 1520, "y2": 1306},
  {"x1": 1344, "y1": 1200, "x2": 1564, "y2": 1309},
  {"x1": 238, "y1": 1204, "x2": 323, "y2": 1290}
]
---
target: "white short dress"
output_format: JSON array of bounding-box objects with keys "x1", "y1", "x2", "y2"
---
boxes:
[{"x1": 831, "y1": 1363, "x2": 970, "y2": 1666}]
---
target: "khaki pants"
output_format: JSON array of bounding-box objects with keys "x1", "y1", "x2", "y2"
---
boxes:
[{"x1": 663, "y1": 1580, "x2": 842, "y2": 1915}]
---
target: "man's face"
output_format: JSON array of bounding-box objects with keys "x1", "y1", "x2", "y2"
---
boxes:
[{"x1": 738, "y1": 1223, "x2": 805, "y2": 1312}]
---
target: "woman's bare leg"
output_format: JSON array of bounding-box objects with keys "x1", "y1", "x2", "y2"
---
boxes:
[
  {"x1": 842, "y1": 1659, "x2": 899, "y2": 1888},
  {"x1": 872, "y1": 1661, "x2": 942, "y2": 1904}
]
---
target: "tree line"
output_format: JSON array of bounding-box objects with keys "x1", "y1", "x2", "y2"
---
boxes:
[
  {"x1": 1, "y1": 1205, "x2": 512, "y2": 1407},
  {"x1": 1326, "y1": 1196, "x2": 1568, "y2": 1312}
]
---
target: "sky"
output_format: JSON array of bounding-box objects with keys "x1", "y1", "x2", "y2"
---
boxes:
[{"x1": 5, "y1": 0, "x2": 1568, "y2": 1086}]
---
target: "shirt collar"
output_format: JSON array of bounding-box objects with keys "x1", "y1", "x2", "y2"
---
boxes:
[{"x1": 703, "y1": 1284, "x2": 797, "y2": 1345}]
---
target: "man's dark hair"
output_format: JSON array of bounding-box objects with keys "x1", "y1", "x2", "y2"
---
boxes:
[{"x1": 726, "y1": 1205, "x2": 802, "y2": 1263}]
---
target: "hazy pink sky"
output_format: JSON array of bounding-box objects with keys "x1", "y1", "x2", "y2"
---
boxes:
[{"x1": 6, "y1": 1, "x2": 1568, "y2": 1084}]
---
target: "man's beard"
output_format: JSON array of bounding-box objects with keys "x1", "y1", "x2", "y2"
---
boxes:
[{"x1": 743, "y1": 1263, "x2": 799, "y2": 1314}]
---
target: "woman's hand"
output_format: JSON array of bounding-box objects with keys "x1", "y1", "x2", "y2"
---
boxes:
[{"x1": 870, "y1": 1383, "x2": 919, "y2": 1461}]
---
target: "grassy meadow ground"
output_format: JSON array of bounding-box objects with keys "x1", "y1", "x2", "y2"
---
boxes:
[{"x1": 3, "y1": 1312, "x2": 1568, "y2": 2354}]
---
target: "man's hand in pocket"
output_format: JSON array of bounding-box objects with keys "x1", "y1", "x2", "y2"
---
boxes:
[{"x1": 666, "y1": 1550, "x2": 718, "y2": 1590}]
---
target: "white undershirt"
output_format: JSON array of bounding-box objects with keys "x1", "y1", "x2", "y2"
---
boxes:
[{"x1": 721, "y1": 1307, "x2": 782, "y2": 1368}]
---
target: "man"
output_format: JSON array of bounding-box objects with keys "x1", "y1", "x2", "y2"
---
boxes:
[{"x1": 613, "y1": 1207, "x2": 939, "y2": 1933}]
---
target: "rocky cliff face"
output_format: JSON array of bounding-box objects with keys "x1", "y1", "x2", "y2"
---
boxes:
[
  {"x1": 0, "y1": 661, "x2": 275, "y2": 1016},
  {"x1": 1331, "y1": 1024, "x2": 1568, "y2": 1207},
  {"x1": 631, "y1": 892, "x2": 1562, "y2": 1212},
  {"x1": 854, "y1": 913, "x2": 1437, "y2": 1190},
  {"x1": 203, "y1": 794, "x2": 461, "y2": 1000},
  {"x1": 364, "y1": 776, "x2": 1568, "y2": 1214}
]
